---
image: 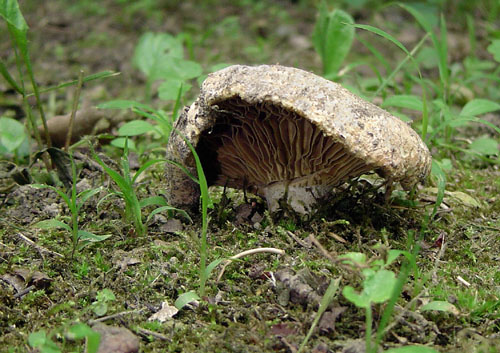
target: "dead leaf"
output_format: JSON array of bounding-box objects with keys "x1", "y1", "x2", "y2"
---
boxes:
[
  {"x1": 114, "y1": 257, "x2": 141, "y2": 271},
  {"x1": 270, "y1": 322, "x2": 299, "y2": 337},
  {"x1": 1, "y1": 273, "x2": 25, "y2": 293},
  {"x1": 148, "y1": 301, "x2": 178, "y2": 322},
  {"x1": 11, "y1": 268, "x2": 51, "y2": 290}
]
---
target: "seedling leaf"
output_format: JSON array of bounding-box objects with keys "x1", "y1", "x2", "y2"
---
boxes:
[
  {"x1": 487, "y1": 39, "x2": 500, "y2": 63},
  {"x1": 158, "y1": 79, "x2": 192, "y2": 101},
  {"x1": 312, "y1": 2, "x2": 354, "y2": 78},
  {"x1": 174, "y1": 290, "x2": 201, "y2": 310},
  {"x1": 34, "y1": 219, "x2": 71, "y2": 232},
  {"x1": 460, "y1": 99, "x2": 500, "y2": 117},
  {"x1": 469, "y1": 137, "x2": 499, "y2": 156},
  {"x1": 339, "y1": 252, "x2": 367, "y2": 265},
  {"x1": 0, "y1": 117, "x2": 26, "y2": 151},
  {"x1": 363, "y1": 269, "x2": 397, "y2": 304},
  {"x1": 420, "y1": 300, "x2": 459, "y2": 314},
  {"x1": 118, "y1": 120, "x2": 155, "y2": 136},
  {"x1": 28, "y1": 330, "x2": 47, "y2": 348},
  {"x1": 204, "y1": 258, "x2": 225, "y2": 279},
  {"x1": 382, "y1": 95, "x2": 423, "y2": 111},
  {"x1": 133, "y1": 32, "x2": 183, "y2": 79},
  {"x1": 77, "y1": 230, "x2": 111, "y2": 242},
  {"x1": 68, "y1": 324, "x2": 100, "y2": 353}
]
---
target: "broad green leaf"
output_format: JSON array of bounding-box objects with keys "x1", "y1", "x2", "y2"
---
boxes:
[
  {"x1": 469, "y1": 137, "x2": 499, "y2": 156},
  {"x1": 460, "y1": 99, "x2": 500, "y2": 117},
  {"x1": 85, "y1": 330, "x2": 101, "y2": 353},
  {"x1": 158, "y1": 80, "x2": 191, "y2": 101},
  {"x1": 431, "y1": 116, "x2": 500, "y2": 137},
  {"x1": 96, "y1": 288, "x2": 116, "y2": 302},
  {"x1": 77, "y1": 230, "x2": 111, "y2": 242},
  {"x1": 384, "y1": 345, "x2": 440, "y2": 353},
  {"x1": 338, "y1": 252, "x2": 366, "y2": 265},
  {"x1": 343, "y1": 285, "x2": 370, "y2": 308},
  {"x1": 140, "y1": 196, "x2": 168, "y2": 208},
  {"x1": 362, "y1": 269, "x2": 397, "y2": 304},
  {"x1": 0, "y1": 117, "x2": 26, "y2": 151},
  {"x1": 92, "y1": 301, "x2": 108, "y2": 316},
  {"x1": 174, "y1": 290, "x2": 201, "y2": 310},
  {"x1": 28, "y1": 330, "x2": 47, "y2": 348},
  {"x1": 110, "y1": 137, "x2": 137, "y2": 151},
  {"x1": 439, "y1": 158, "x2": 452, "y2": 172},
  {"x1": 118, "y1": 120, "x2": 155, "y2": 136},
  {"x1": 34, "y1": 219, "x2": 71, "y2": 232},
  {"x1": 312, "y1": 4, "x2": 354, "y2": 78},
  {"x1": 386, "y1": 250, "x2": 411, "y2": 266},
  {"x1": 156, "y1": 57, "x2": 202, "y2": 81},
  {"x1": 382, "y1": 95, "x2": 423, "y2": 111},
  {"x1": 420, "y1": 300, "x2": 459, "y2": 314},
  {"x1": 133, "y1": 32, "x2": 183, "y2": 78},
  {"x1": 487, "y1": 39, "x2": 500, "y2": 63},
  {"x1": 0, "y1": 0, "x2": 28, "y2": 31},
  {"x1": 67, "y1": 323, "x2": 95, "y2": 339}
]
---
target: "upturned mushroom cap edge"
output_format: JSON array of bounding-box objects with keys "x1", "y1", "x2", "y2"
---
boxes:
[{"x1": 164, "y1": 64, "x2": 432, "y2": 214}]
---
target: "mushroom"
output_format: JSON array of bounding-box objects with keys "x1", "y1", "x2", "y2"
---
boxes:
[{"x1": 165, "y1": 65, "x2": 431, "y2": 214}]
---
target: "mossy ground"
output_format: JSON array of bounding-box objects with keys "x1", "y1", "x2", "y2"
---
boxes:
[{"x1": 0, "y1": 1, "x2": 499, "y2": 352}]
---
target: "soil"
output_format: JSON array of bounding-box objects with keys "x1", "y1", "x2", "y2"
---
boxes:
[{"x1": 0, "y1": 1, "x2": 499, "y2": 352}]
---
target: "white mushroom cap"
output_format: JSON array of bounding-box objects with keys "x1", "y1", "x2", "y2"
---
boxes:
[{"x1": 165, "y1": 65, "x2": 431, "y2": 213}]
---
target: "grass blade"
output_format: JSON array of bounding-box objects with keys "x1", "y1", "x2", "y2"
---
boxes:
[
  {"x1": 298, "y1": 277, "x2": 341, "y2": 353},
  {"x1": 353, "y1": 24, "x2": 411, "y2": 57},
  {"x1": 0, "y1": 60, "x2": 23, "y2": 94},
  {"x1": 32, "y1": 70, "x2": 119, "y2": 96}
]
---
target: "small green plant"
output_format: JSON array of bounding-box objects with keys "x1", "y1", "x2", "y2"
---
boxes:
[
  {"x1": 132, "y1": 31, "x2": 202, "y2": 102},
  {"x1": 312, "y1": 0, "x2": 354, "y2": 80},
  {"x1": 99, "y1": 92, "x2": 218, "y2": 300},
  {"x1": 0, "y1": 116, "x2": 29, "y2": 160},
  {"x1": 33, "y1": 152, "x2": 110, "y2": 258},
  {"x1": 339, "y1": 245, "x2": 440, "y2": 353},
  {"x1": 91, "y1": 288, "x2": 116, "y2": 317},
  {"x1": 28, "y1": 323, "x2": 100, "y2": 353},
  {"x1": 298, "y1": 277, "x2": 341, "y2": 353},
  {"x1": 0, "y1": 0, "x2": 116, "y2": 161},
  {"x1": 91, "y1": 139, "x2": 189, "y2": 236},
  {"x1": 353, "y1": 3, "x2": 500, "y2": 166}
]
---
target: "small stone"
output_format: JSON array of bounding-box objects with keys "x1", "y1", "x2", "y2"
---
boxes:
[{"x1": 92, "y1": 323, "x2": 139, "y2": 353}]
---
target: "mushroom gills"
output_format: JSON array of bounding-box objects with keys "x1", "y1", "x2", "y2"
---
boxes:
[{"x1": 197, "y1": 98, "x2": 373, "y2": 213}]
